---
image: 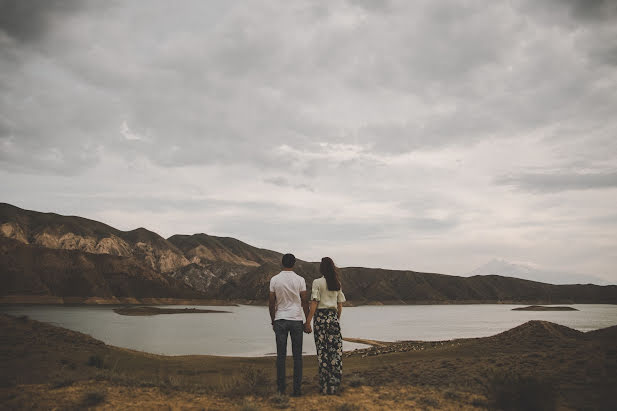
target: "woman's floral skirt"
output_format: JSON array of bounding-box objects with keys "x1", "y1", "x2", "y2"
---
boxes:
[{"x1": 313, "y1": 309, "x2": 343, "y2": 394}]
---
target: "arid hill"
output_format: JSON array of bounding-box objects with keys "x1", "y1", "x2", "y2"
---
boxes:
[
  {"x1": 0, "y1": 237, "x2": 201, "y2": 300},
  {"x1": 1, "y1": 202, "x2": 616, "y2": 304}
]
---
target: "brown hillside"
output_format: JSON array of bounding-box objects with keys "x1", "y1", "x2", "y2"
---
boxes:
[
  {"x1": 0, "y1": 203, "x2": 189, "y2": 273},
  {"x1": 0, "y1": 237, "x2": 201, "y2": 299}
]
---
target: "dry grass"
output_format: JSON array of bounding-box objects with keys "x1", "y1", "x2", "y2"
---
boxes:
[{"x1": 221, "y1": 367, "x2": 273, "y2": 398}]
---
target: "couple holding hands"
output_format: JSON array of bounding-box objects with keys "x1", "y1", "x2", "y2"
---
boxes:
[{"x1": 268, "y1": 254, "x2": 345, "y2": 397}]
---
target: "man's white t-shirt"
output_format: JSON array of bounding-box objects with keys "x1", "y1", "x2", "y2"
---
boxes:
[{"x1": 269, "y1": 270, "x2": 306, "y2": 321}]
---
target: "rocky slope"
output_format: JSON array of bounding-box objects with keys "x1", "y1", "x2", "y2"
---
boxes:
[
  {"x1": 0, "y1": 203, "x2": 189, "y2": 273},
  {"x1": 0, "y1": 237, "x2": 200, "y2": 300},
  {"x1": 1, "y1": 202, "x2": 616, "y2": 304}
]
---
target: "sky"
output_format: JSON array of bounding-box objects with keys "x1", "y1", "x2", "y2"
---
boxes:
[{"x1": 1, "y1": 0, "x2": 616, "y2": 283}]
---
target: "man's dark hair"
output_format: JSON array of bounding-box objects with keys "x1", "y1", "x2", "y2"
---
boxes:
[{"x1": 282, "y1": 253, "x2": 296, "y2": 268}]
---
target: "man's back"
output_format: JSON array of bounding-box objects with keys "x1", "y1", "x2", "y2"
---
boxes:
[{"x1": 270, "y1": 271, "x2": 305, "y2": 321}]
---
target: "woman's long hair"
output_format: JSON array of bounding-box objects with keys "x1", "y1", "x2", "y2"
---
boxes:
[{"x1": 320, "y1": 257, "x2": 341, "y2": 291}]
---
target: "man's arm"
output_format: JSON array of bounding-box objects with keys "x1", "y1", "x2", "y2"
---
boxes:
[
  {"x1": 269, "y1": 291, "x2": 276, "y2": 328},
  {"x1": 304, "y1": 300, "x2": 318, "y2": 333},
  {"x1": 300, "y1": 290, "x2": 309, "y2": 320}
]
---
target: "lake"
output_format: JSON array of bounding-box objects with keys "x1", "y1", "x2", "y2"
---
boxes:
[{"x1": 2, "y1": 304, "x2": 616, "y2": 357}]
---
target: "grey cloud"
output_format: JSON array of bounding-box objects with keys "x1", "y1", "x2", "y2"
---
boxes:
[
  {"x1": 562, "y1": 0, "x2": 617, "y2": 22},
  {"x1": 587, "y1": 213, "x2": 617, "y2": 226},
  {"x1": 2, "y1": 0, "x2": 616, "y2": 174},
  {"x1": 407, "y1": 217, "x2": 459, "y2": 232},
  {"x1": 497, "y1": 171, "x2": 617, "y2": 193},
  {"x1": 347, "y1": 0, "x2": 391, "y2": 12},
  {"x1": 0, "y1": 0, "x2": 81, "y2": 42},
  {"x1": 263, "y1": 177, "x2": 314, "y2": 192}
]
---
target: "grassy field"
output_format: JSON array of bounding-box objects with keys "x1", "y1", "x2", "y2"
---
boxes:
[{"x1": 0, "y1": 313, "x2": 615, "y2": 410}]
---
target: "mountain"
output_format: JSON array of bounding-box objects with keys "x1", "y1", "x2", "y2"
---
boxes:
[
  {"x1": 1, "y1": 202, "x2": 616, "y2": 304},
  {"x1": 0, "y1": 237, "x2": 201, "y2": 300},
  {"x1": 465, "y1": 259, "x2": 609, "y2": 285},
  {"x1": 167, "y1": 233, "x2": 281, "y2": 266},
  {"x1": 0, "y1": 203, "x2": 189, "y2": 273}
]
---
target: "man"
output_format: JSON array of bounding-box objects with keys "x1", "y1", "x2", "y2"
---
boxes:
[{"x1": 269, "y1": 253, "x2": 309, "y2": 396}]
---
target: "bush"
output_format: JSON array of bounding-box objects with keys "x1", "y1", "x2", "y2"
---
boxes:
[
  {"x1": 222, "y1": 367, "x2": 272, "y2": 398},
  {"x1": 270, "y1": 393, "x2": 289, "y2": 409},
  {"x1": 51, "y1": 378, "x2": 74, "y2": 389},
  {"x1": 87, "y1": 354, "x2": 104, "y2": 368},
  {"x1": 418, "y1": 396, "x2": 440, "y2": 408},
  {"x1": 346, "y1": 374, "x2": 367, "y2": 388},
  {"x1": 485, "y1": 371, "x2": 556, "y2": 411},
  {"x1": 81, "y1": 390, "x2": 106, "y2": 407}
]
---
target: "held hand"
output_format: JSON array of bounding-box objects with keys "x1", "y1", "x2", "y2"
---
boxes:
[{"x1": 304, "y1": 322, "x2": 312, "y2": 334}]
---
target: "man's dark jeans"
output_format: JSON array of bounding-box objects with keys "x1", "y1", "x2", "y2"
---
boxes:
[{"x1": 273, "y1": 319, "x2": 303, "y2": 395}]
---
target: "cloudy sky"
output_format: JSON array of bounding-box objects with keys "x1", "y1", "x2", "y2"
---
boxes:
[{"x1": 1, "y1": 0, "x2": 616, "y2": 283}]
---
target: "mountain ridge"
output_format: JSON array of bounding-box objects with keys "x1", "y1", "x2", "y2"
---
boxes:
[{"x1": 1, "y1": 202, "x2": 616, "y2": 304}]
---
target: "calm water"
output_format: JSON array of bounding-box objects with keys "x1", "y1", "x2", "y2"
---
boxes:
[{"x1": 1, "y1": 304, "x2": 616, "y2": 357}]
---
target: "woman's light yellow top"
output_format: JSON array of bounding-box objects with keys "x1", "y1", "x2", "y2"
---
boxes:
[{"x1": 311, "y1": 276, "x2": 346, "y2": 309}]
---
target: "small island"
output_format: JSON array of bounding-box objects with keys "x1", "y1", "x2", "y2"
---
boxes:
[
  {"x1": 512, "y1": 305, "x2": 579, "y2": 311},
  {"x1": 114, "y1": 306, "x2": 231, "y2": 316}
]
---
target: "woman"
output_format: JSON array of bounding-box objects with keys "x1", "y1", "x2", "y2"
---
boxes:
[{"x1": 304, "y1": 257, "x2": 346, "y2": 395}]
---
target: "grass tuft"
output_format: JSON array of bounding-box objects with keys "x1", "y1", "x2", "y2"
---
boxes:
[
  {"x1": 346, "y1": 374, "x2": 367, "y2": 388},
  {"x1": 270, "y1": 392, "x2": 289, "y2": 409},
  {"x1": 221, "y1": 367, "x2": 272, "y2": 398}
]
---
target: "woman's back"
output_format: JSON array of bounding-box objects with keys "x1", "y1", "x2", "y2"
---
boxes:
[{"x1": 311, "y1": 276, "x2": 345, "y2": 309}]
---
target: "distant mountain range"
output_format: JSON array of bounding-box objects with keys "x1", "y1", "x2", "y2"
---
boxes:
[
  {"x1": 1, "y1": 202, "x2": 616, "y2": 304},
  {"x1": 465, "y1": 259, "x2": 610, "y2": 285}
]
